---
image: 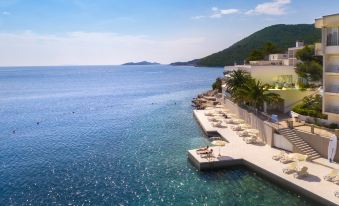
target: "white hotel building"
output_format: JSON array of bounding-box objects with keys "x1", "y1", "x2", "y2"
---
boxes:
[{"x1": 316, "y1": 14, "x2": 339, "y2": 123}]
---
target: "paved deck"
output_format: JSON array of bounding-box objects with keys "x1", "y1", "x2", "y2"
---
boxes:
[{"x1": 189, "y1": 109, "x2": 339, "y2": 206}]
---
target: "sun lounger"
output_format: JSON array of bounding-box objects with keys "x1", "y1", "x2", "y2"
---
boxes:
[
  {"x1": 204, "y1": 112, "x2": 214, "y2": 116},
  {"x1": 209, "y1": 136, "x2": 221, "y2": 141},
  {"x1": 334, "y1": 190, "x2": 339, "y2": 198},
  {"x1": 283, "y1": 162, "x2": 297, "y2": 174},
  {"x1": 196, "y1": 149, "x2": 211, "y2": 154},
  {"x1": 237, "y1": 131, "x2": 249, "y2": 137},
  {"x1": 279, "y1": 155, "x2": 294, "y2": 164},
  {"x1": 272, "y1": 151, "x2": 286, "y2": 161},
  {"x1": 244, "y1": 136, "x2": 257, "y2": 144},
  {"x1": 208, "y1": 117, "x2": 220, "y2": 122},
  {"x1": 225, "y1": 119, "x2": 233, "y2": 124},
  {"x1": 231, "y1": 125, "x2": 242, "y2": 131},
  {"x1": 196, "y1": 147, "x2": 208, "y2": 151},
  {"x1": 212, "y1": 122, "x2": 227, "y2": 128},
  {"x1": 324, "y1": 169, "x2": 338, "y2": 182},
  {"x1": 200, "y1": 150, "x2": 214, "y2": 158},
  {"x1": 233, "y1": 119, "x2": 245, "y2": 124},
  {"x1": 332, "y1": 176, "x2": 339, "y2": 185},
  {"x1": 293, "y1": 166, "x2": 308, "y2": 179}
]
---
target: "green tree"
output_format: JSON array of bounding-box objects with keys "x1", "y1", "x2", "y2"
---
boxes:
[
  {"x1": 296, "y1": 45, "x2": 322, "y2": 64},
  {"x1": 295, "y1": 45, "x2": 323, "y2": 84},
  {"x1": 246, "y1": 49, "x2": 264, "y2": 62},
  {"x1": 295, "y1": 60, "x2": 322, "y2": 81},
  {"x1": 212, "y1": 78, "x2": 223, "y2": 92},
  {"x1": 262, "y1": 42, "x2": 281, "y2": 56},
  {"x1": 246, "y1": 42, "x2": 281, "y2": 62},
  {"x1": 296, "y1": 45, "x2": 314, "y2": 62},
  {"x1": 292, "y1": 94, "x2": 327, "y2": 119},
  {"x1": 233, "y1": 79, "x2": 282, "y2": 111},
  {"x1": 224, "y1": 70, "x2": 251, "y2": 95}
]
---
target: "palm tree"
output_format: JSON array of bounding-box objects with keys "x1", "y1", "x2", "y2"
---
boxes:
[
  {"x1": 233, "y1": 79, "x2": 282, "y2": 111},
  {"x1": 225, "y1": 69, "x2": 251, "y2": 96}
]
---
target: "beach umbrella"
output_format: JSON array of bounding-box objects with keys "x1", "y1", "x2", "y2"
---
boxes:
[
  {"x1": 212, "y1": 140, "x2": 227, "y2": 157},
  {"x1": 289, "y1": 153, "x2": 308, "y2": 170},
  {"x1": 289, "y1": 153, "x2": 307, "y2": 161}
]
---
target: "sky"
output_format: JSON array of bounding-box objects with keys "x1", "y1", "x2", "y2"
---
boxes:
[{"x1": 0, "y1": 0, "x2": 338, "y2": 66}]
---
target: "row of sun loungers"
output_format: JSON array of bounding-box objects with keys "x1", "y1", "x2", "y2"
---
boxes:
[
  {"x1": 272, "y1": 151, "x2": 310, "y2": 179},
  {"x1": 207, "y1": 111, "x2": 260, "y2": 144},
  {"x1": 282, "y1": 162, "x2": 309, "y2": 178},
  {"x1": 196, "y1": 147, "x2": 214, "y2": 159}
]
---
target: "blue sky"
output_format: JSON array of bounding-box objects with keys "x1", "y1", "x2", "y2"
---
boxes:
[{"x1": 0, "y1": 0, "x2": 338, "y2": 66}]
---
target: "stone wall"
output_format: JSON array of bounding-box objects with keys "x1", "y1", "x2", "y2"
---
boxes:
[
  {"x1": 223, "y1": 99, "x2": 275, "y2": 144},
  {"x1": 294, "y1": 130, "x2": 339, "y2": 161}
]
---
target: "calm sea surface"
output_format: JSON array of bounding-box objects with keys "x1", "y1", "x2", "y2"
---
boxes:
[{"x1": 0, "y1": 65, "x2": 316, "y2": 205}]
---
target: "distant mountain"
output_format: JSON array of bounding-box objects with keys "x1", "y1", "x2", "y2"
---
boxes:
[
  {"x1": 171, "y1": 24, "x2": 321, "y2": 67},
  {"x1": 122, "y1": 61, "x2": 160, "y2": 66},
  {"x1": 170, "y1": 59, "x2": 199, "y2": 66}
]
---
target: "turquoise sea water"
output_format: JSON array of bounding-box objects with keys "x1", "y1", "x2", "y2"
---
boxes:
[{"x1": 0, "y1": 65, "x2": 317, "y2": 205}]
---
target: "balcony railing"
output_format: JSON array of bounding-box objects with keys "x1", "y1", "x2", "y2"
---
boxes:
[
  {"x1": 325, "y1": 107, "x2": 339, "y2": 114},
  {"x1": 327, "y1": 27, "x2": 339, "y2": 46},
  {"x1": 325, "y1": 86, "x2": 339, "y2": 93},
  {"x1": 325, "y1": 66, "x2": 339, "y2": 73}
]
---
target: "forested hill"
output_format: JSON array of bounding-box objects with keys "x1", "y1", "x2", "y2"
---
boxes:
[{"x1": 171, "y1": 24, "x2": 321, "y2": 67}]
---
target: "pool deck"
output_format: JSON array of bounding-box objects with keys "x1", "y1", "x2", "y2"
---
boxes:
[{"x1": 189, "y1": 109, "x2": 339, "y2": 206}]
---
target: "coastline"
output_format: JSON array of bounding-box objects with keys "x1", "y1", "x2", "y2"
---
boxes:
[{"x1": 189, "y1": 95, "x2": 339, "y2": 206}]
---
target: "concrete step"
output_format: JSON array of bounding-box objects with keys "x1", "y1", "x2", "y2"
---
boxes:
[
  {"x1": 302, "y1": 147, "x2": 316, "y2": 152},
  {"x1": 277, "y1": 128, "x2": 322, "y2": 161},
  {"x1": 291, "y1": 140, "x2": 306, "y2": 144},
  {"x1": 295, "y1": 143, "x2": 308, "y2": 147},
  {"x1": 299, "y1": 145, "x2": 312, "y2": 149}
]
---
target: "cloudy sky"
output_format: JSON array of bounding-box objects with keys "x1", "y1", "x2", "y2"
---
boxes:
[{"x1": 0, "y1": 0, "x2": 338, "y2": 66}]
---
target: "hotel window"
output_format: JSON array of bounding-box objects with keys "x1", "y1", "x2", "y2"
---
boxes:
[{"x1": 327, "y1": 27, "x2": 339, "y2": 46}]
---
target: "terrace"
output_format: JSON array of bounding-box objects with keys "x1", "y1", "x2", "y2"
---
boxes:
[{"x1": 188, "y1": 108, "x2": 339, "y2": 206}]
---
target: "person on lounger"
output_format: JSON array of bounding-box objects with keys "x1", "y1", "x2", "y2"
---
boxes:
[{"x1": 197, "y1": 146, "x2": 209, "y2": 151}]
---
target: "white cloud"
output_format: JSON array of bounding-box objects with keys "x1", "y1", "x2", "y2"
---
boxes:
[
  {"x1": 246, "y1": 0, "x2": 291, "y2": 16},
  {"x1": 192, "y1": 7, "x2": 239, "y2": 20},
  {"x1": 211, "y1": 7, "x2": 219, "y2": 12},
  {"x1": 210, "y1": 7, "x2": 239, "y2": 18},
  {"x1": 2, "y1": 11, "x2": 11, "y2": 15},
  {"x1": 0, "y1": 31, "x2": 212, "y2": 66},
  {"x1": 220, "y1": 9, "x2": 240, "y2": 15},
  {"x1": 191, "y1": 15, "x2": 205, "y2": 20}
]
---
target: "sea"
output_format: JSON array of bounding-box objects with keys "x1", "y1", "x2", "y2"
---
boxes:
[{"x1": 0, "y1": 65, "x2": 317, "y2": 205}]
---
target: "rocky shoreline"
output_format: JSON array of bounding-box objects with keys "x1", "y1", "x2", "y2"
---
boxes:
[{"x1": 191, "y1": 90, "x2": 222, "y2": 110}]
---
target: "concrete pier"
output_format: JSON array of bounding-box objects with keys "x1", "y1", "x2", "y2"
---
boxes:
[{"x1": 189, "y1": 109, "x2": 339, "y2": 206}]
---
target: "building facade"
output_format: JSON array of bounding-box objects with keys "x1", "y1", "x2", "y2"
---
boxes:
[{"x1": 315, "y1": 14, "x2": 339, "y2": 123}]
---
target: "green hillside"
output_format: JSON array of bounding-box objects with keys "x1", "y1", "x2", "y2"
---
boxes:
[{"x1": 173, "y1": 24, "x2": 321, "y2": 67}]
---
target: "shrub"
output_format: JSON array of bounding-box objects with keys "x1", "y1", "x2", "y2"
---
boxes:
[
  {"x1": 292, "y1": 95, "x2": 327, "y2": 119},
  {"x1": 328, "y1": 123, "x2": 339, "y2": 129},
  {"x1": 212, "y1": 78, "x2": 223, "y2": 92}
]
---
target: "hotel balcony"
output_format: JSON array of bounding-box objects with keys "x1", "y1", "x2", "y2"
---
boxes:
[
  {"x1": 325, "y1": 65, "x2": 339, "y2": 74},
  {"x1": 325, "y1": 45, "x2": 339, "y2": 55},
  {"x1": 324, "y1": 94, "x2": 339, "y2": 115},
  {"x1": 324, "y1": 86, "x2": 339, "y2": 94},
  {"x1": 325, "y1": 107, "x2": 339, "y2": 115}
]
